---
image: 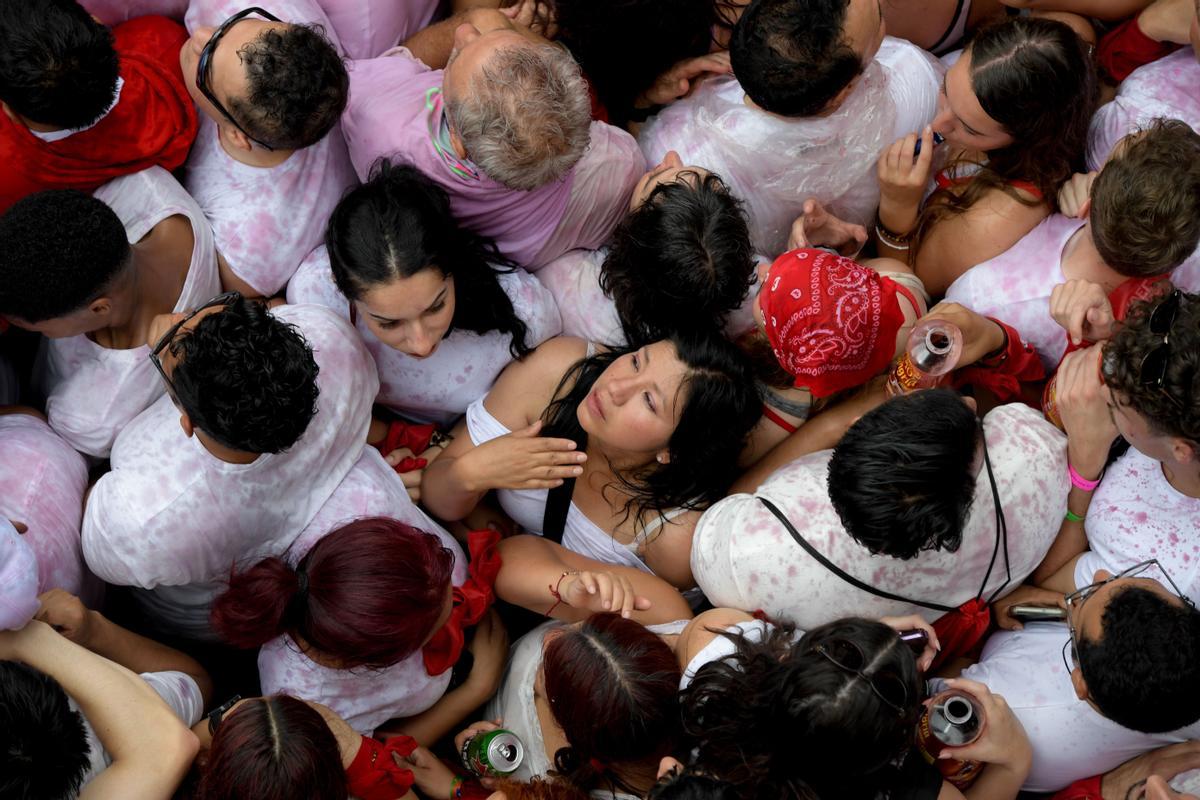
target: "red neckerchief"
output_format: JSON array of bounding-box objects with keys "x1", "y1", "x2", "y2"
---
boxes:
[
  {"x1": 346, "y1": 735, "x2": 417, "y2": 800},
  {"x1": 422, "y1": 529, "x2": 503, "y2": 676}
]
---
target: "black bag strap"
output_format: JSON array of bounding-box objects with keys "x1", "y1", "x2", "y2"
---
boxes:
[
  {"x1": 757, "y1": 496, "x2": 957, "y2": 613},
  {"x1": 542, "y1": 477, "x2": 574, "y2": 544}
]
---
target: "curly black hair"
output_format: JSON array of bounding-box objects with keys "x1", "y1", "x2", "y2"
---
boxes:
[
  {"x1": 730, "y1": 0, "x2": 861, "y2": 117},
  {"x1": 325, "y1": 160, "x2": 531, "y2": 359},
  {"x1": 0, "y1": 0, "x2": 118, "y2": 129},
  {"x1": 1102, "y1": 290, "x2": 1200, "y2": 442},
  {"x1": 0, "y1": 661, "x2": 91, "y2": 800},
  {"x1": 827, "y1": 389, "x2": 980, "y2": 560},
  {"x1": 681, "y1": 618, "x2": 921, "y2": 799},
  {"x1": 227, "y1": 23, "x2": 348, "y2": 150},
  {"x1": 600, "y1": 172, "x2": 755, "y2": 346},
  {"x1": 0, "y1": 189, "x2": 131, "y2": 323},
  {"x1": 1077, "y1": 585, "x2": 1200, "y2": 733},
  {"x1": 169, "y1": 296, "x2": 319, "y2": 453}
]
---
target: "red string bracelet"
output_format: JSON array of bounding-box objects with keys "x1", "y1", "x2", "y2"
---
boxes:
[{"x1": 545, "y1": 571, "x2": 578, "y2": 617}]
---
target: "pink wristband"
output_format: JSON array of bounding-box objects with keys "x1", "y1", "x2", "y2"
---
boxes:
[{"x1": 1069, "y1": 464, "x2": 1101, "y2": 492}]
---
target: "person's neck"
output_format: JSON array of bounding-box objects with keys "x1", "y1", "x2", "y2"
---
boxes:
[
  {"x1": 218, "y1": 127, "x2": 295, "y2": 168},
  {"x1": 21, "y1": 116, "x2": 65, "y2": 133},
  {"x1": 1162, "y1": 459, "x2": 1200, "y2": 499},
  {"x1": 1060, "y1": 223, "x2": 1126, "y2": 293},
  {"x1": 195, "y1": 428, "x2": 261, "y2": 464}
]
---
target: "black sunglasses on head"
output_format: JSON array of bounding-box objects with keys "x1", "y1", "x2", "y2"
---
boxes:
[
  {"x1": 149, "y1": 291, "x2": 241, "y2": 394},
  {"x1": 196, "y1": 6, "x2": 281, "y2": 150}
]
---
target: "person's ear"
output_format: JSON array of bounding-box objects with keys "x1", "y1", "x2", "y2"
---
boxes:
[
  {"x1": 179, "y1": 412, "x2": 195, "y2": 438},
  {"x1": 1079, "y1": 197, "x2": 1092, "y2": 219},
  {"x1": 221, "y1": 123, "x2": 254, "y2": 153},
  {"x1": 820, "y1": 81, "x2": 857, "y2": 115},
  {"x1": 962, "y1": 395, "x2": 978, "y2": 415},
  {"x1": 447, "y1": 125, "x2": 468, "y2": 160},
  {"x1": 1171, "y1": 437, "x2": 1198, "y2": 466},
  {"x1": 657, "y1": 756, "x2": 683, "y2": 780},
  {"x1": 1070, "y1": 666, "x2": 1089, "y2": 701},
  {"x1": 655, "y1": 450, "x2": 671, "y2": 465},
  {"x1": 87, "y1": 297, "x2": 113, "y2": 319}
]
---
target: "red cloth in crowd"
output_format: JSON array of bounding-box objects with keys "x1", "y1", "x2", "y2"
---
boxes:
[
  {"x1": 421, "y1": 529, "x2": 503, "y2": 676},
  {"x1": 345, "y1": 734, "x2": 418, "y2": 800},
  {"x1": 929, "y1": 597, "x2": 992, "y2": 672},
  {"x1": 0, "y1": 15, "x2": 198, "y2": 214},
  {"x1": 1049, "y1": 774, "x2": 1103, "y2": 800},
  {"x1": 952, "y1": 318, "x2": 1046, "y2": 403},
  {"x1": 1059, "y1": 275, "x2": 1172, "y2": 361},
  {"x1": 1097, "y1": 16, "x2": 1182, "y2": 83}
]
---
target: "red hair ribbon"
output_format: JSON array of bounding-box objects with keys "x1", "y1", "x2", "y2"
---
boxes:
[{"x1": 422, "y1": 529, "x2": 503, "y2": 676}]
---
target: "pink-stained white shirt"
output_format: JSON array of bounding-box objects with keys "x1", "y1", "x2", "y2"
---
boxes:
[
  {"x1": 81, "y1": 304, "x2": 378, "y2": 635},
  {"x1": 260, "y1": 447, "x2": 468, "y2": 735},
  {"x1": 287, "y1": 246, "x2": 562, "y2": 425},
  {"x1": 183, "y1": 0, "x2": 359, "y2": 297},
  {"x1": 1073, "y1": 448, "x2": 1200, "y2": 602},
  {"x1": 535, "y1": 247, "x2": 765, "y2": 347},
  {"x1": 944, "y1": 214, "x2": 1081, "y2": 371},
  {"x1": 315, "y1": 0, "x2": 441, "y2": 59},
  {"x1": 341, "y1": 48, "x2": 642, "y2": 270},
  {"x1": 1086, "y1": 49, "x2": 1200, "y2": 294},
  {"x1": 638, "y1": 38, "x2": 941, "y2": 256},
  {"x1": 38, "y1": 167, "x2": 220, "y2": 458},
  {"x1": 956, "y1": 623, "x2": 1200, "y2": 792},
  {"x1": 0, "y1": 414, "x2": 89, "y2": 598},
  {"x1": 79, "y1": 0, "x2": 189, "y2": 24},
  {"x1": 692, "y1": 404, "x2": 1068, "y2": 628},
  {"x1": 0, "y1": 518, "x2": 39, "y2": 631}
]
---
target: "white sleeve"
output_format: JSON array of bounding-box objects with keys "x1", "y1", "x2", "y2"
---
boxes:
[
  {"x1": 1074, "y1": 551, "x2": 1107, "y2": 592},
  {"x1": 139, "y1": 671, "x2": 205, "y2": 726}
]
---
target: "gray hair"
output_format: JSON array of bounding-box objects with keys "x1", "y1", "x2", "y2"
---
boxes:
[{"x1": 446, "y1": 42, "x2": 592, "y2": 191}]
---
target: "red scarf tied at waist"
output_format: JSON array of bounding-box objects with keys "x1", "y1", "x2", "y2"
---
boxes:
[
  {"x1": 422, "y1": 529, "x2": 503, "y2": 676},
  {"x1": 346, "y1": 734, "x2": 418, "y2": 800}
]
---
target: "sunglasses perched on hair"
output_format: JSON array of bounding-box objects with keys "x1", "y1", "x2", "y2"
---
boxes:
[
  {"x1": 149, "y1": 291, "x2": 241, "y2": 393},
  {"x1": 1138, "y1": 290, "x2": 1182, "y2": 395},
  {"x1": 813, "y1": 639, "x2": 909, "y2": 715},
  {"x1": 196, "y1": 7, "x2": 281, "y2": 150},
  {"x1": 1061, "y1": 559, "x2": 1193, "y2": 675}
]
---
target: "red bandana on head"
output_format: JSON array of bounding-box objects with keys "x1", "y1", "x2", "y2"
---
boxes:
[{"x1": 758, "y1": 248, "x2": 905, "y2": 398}]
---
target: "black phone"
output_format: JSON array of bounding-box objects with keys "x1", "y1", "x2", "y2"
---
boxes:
[{"x1": 1008, "y1": 605, "x2": 1067, "y2": 621}]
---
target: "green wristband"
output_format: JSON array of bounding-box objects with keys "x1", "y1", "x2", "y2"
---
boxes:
[{"x1": 1065, "y1": 509, "x2": 1085, "y2": 523}]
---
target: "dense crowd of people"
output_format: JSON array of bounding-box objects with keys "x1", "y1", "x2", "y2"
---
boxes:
[{"x1": 1, "y1": 0, "x2": 1199, "y2": 797}]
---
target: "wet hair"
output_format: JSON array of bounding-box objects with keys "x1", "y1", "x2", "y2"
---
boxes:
[
  {"x1": 198, "y1": 695, "x2": 346, "y2": 800},
  {"x1": 543, "y1": 613, "x2": 682, "y2": 796},
  {"x1": 169, "y1": 296, "x2": 319, "y2": 453},
  {"x1": 0, "y1": 190, "x2": 131, "y2": 323},
  {"x1": 1102, "y1": 291, "x2": 1200, "y2": 444},
  {"x1": 445, "y1": 42, "x2": 590, "y2": 190},
  {"x1": 0, "y1": 0, "x2": 118, "y2": 128},
  {"x1": 828, "y1": 389, "x2": 980, "y2": 560},
  {"x1": 914, "y1": 17, "x2": 1098, "y2": 248},
  {"x1": 0, "y1": 661, "x2": 91, "y2": 800},
  {"x1": 681, "y1": 618, "x2": 921, "y2": 799},
  {"x1": 325, "y1": 160, "x2": 531, "y2": 358},
  {"x1": 227, "y1": 24, "x2": 348, "y2": 150},
  {"x1": 647, "y1": 765, "x2": 742, "y2": 800},
  {"x1": 1090, "y1": 119, "x2": 1200, "y2": 278},
  {"x1": 491, "y1": 777, "x2": 591, "y2": 800},
  {"x1": 211, "y1": 517, "x2": 455, "y2": 669},
  {"x1": 551, "y1": 0, "x2": 712, "y2": 122},
  {"x1": 541, "y1": 330, "x2": 760, "y2": 525},
  {"x1": 729, "y1": 0, "x2": 862, "y2": 117},
  {"x1": 1077, "y1": 585, "x2": 1200, "y2": 733},
  {"x1": 600, "y1": 172, "x2": 755, "y2": 345}
]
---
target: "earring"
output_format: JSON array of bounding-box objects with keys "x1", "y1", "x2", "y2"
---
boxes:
[{"x1": 656, "y1": 454, "x2": 666, "y2": 464}]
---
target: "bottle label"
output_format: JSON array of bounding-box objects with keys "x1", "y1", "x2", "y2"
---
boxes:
[{"x1": 891, "y1": 354, "x2": 924, "y2": 393}]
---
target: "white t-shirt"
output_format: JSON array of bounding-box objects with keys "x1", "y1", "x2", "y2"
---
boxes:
[
  {"x1": 692, "y1": 404, "x2": 1068, "y2": 628},
  {"x1": 1073, "y1": 448, "x2": 1200, "y2": 601},
  {"x1": 0, "y1": 414, "x2": 89, "y2": 598},
  {"x1": 81, "y1": 304, "x2": 378, "y2": 635},
  {"x1": 183, "y1": 0, "x2": 359, "y2": 297},
  {"x1": 77, "y1": 671, "x2": 204, "y2": 788},
  {"x1": 0, "y1": 518, "x2": 39, "y2": 631},
  {"x1": 679, "y1": 619, "x2": 777, "y2": 690},
  {"x1": 259, "y1": 447, "x2": 468, "y2": 735},
  {"x1": 286, "y1": 245, "x2": 562, "y2": 425},
  {"x1": 39, "y1": 167, "x2": 221, "y2": 457},
  {"x1": 638, "y1": 37, "x2": 941, "y2": 256},
  {"x1": 957, "y1": 623, "x2": 1200, "y2": 792}
]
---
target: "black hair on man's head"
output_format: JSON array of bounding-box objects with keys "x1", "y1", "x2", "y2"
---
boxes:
[{"x1": 0, "y1": 660, "x2": 92, "y2": 800}]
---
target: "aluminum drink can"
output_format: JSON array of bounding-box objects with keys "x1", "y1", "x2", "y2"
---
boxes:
[
  {"x1": 461, "y1": 729, "x2": 525, "y2": 777},
  {"x1": 915, "y1": 689, "x2": 985, "y2": 788}
]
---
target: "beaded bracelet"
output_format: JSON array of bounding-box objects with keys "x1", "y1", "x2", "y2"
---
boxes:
[{"x1": 874, "y1": 223, "x2": 912, "y2": 251}]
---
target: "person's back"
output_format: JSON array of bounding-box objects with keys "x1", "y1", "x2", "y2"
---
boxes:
[
  {"x1": 692, "y1": 394, "x2": 1067, "y2": 627},
  {"x1": 637, "y1": 0, "x2": 940, "y2": 254},
  {"x1": 0, "y1": 0, "x2": 196, "y2": 213}
]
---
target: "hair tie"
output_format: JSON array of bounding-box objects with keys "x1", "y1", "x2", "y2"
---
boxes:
[{"x1": 588, "y1": 757, "x2": 607, "y2": 773}]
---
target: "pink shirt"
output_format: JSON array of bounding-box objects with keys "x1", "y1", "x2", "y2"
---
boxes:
[
  {"x1": 342, "y1": 48, "x2": 640, "y2": 269},
  {"x1": 944, "y1": 214, "x2": 1081, "y2": 371},
  {"x1": 261, "y1": 447, "x2": 468, "y2": 735},
  {"x1": 315, "y1": 0, "x2": 441, "y2": 59},
  {"x1": 81, "y1": 304, "x2": 378, "y2": 634},
  {"x1": 0, "y1": 414, "x2": 89, "y2": 598},
  {"x1": 287, "y1": 246, "x2": 562, "y2": 425},
  {"x1": 183, "y1": 0, "x2": 359, "y2": 296},
  {"x1": 692, "y1": 404, "x2": 1068, "y2": 627},
  {"x1": 40, "y1": 167, "x2": 221, "y2": 457}
]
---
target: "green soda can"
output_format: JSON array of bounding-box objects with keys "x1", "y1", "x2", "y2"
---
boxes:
[{"x1": 460, "y1": 729, "x2": 525, "y2": 777}]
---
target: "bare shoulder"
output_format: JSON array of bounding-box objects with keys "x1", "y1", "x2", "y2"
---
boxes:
[
  {"x1": 487, "y1": 336, "x2": 592, "y2": 424},
  {"x1": 676, "y1": 607, "x2": 756, "y2": 668}
]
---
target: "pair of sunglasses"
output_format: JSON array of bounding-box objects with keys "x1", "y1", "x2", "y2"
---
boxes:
[
  {"x1": 196, "y1": 7, "x2": 281, "y2": 150},
  {"x1": 813, "y1": 639, "x2": 910, "y2": 715},
  {"x1": 149, "y1": 291, "x2": 241, "y2": 393}
]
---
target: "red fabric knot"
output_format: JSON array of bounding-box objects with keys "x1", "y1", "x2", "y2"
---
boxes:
[
  {"x1": 758, "y1": 248, "x2": 905, "y2": 398},
  {"x1": 345, "y1": 735, "x2": 418, "y2": 800},
  {"x1": 929, "y1": 597, "x2": 991, "y2": 672},
  {"x1": 422, "y1": 529, "x2": 503, "y2": 675},
  {"x1": 374, "y1": 420, "x2": 437, "y2": 473}
]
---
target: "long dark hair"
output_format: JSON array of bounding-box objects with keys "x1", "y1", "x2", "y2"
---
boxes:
[
  {"x1": 914, "y1": 17, "x2": 1098, "y2": 249},
  {"x1": 325, "y1": 160, "x2": 531, "y2": 358},
  {"x1": 541, "y1": 330, "x2": 760, "y2": 526},
  {"x1": 544, "y1": 613, "x2": 683, "y2": 796},
  {"x1": 681, "y1": 618, "x2": 922, "y2": 799},
  {"x1": 600, "y1": 172, "x2": 755, "y2": 346}
]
